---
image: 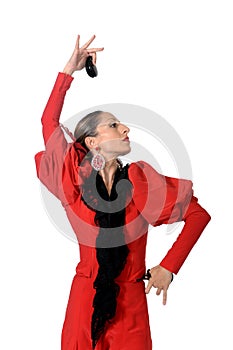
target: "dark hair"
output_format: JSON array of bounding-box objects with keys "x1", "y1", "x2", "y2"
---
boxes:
[{"x1": 74, "y1": 110, "x2": 104, "y2": 150}]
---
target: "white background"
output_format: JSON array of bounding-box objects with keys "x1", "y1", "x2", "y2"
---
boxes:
[{"x1": 1, "y1": 1, "x2": 232, "y2": 349}]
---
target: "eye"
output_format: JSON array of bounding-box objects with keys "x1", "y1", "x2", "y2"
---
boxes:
[{"x1": 110, "y1": 122, "x2": 118, "y2": 128}]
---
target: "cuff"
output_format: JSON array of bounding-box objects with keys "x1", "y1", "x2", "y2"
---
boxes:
[{"x1": 54, "y1": 72, "x2": 74, "y2": 93}]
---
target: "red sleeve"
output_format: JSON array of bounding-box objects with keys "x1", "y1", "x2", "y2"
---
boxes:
[
  {"x1": 41, "y1": 72, "x2": 74, "y2": 144},
  {"x1": 128, "y1": 161, "x2": 211, "y2": 274},
  {"x1": 34, "y1": 73, "x2": 75, "y2": 201},
  {"x1": 159, "y1": 196, "x2": 211, "y2": 274}
]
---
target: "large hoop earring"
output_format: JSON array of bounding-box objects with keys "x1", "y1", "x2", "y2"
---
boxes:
[{"x1": 91, "y1": 147, "x2": 105, "y2": 171}]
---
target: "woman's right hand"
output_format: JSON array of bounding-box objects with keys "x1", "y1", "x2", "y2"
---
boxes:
[{"x1": 63, "y1": 35, "x2": 104, "y2": 76}]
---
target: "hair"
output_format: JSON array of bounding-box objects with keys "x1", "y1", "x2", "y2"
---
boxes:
[{"x1": 74, "y1": 110, "x2": 104, "y2": 150}]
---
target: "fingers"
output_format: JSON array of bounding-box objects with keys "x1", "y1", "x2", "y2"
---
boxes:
[
  {"x1": 155, "y1": 287, "x2": 168, "y2": 305},
  {"x1": 145, "y1": 283, "x2": 168, "y2": 305},
  {"x1": 87, "y1": 47, "x2": 104, "y2": 53},
  {"x1": 82, "y1": 34, "x2": 96, "y2": 49},
  {"x1": 145, "y1": 280, "x2": 154, "y2": 294},
  {"x1": 75, "y1": 34, "x2": 80, "y2": 50},
  {"x1": 76, "y1": 34, "x2": 104, "y2": 59},
  {"x1": 162, "y1": 289, "x2": 168, "y2": 305},
  {"x1": 90, "y1": 52, "x2": 97, "y2": 65},
  {"x1": 81, "y1": 35, "x2": 104, "y2": 52}
]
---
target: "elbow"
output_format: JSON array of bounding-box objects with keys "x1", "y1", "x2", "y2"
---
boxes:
[
  {"x1": 198, "y1": 208, "x2": 211, "y2": 228},
  {"x1": 184, "y1": 203, "x2": 211, "y2": 227},
  {"x1": 196, "y1": 208, "x2": 211, "y2": 228},
  {"x1": 34, "y1": 151, "x2": 47, "y2": 179},
  {"x1": 203, "y1": 209, "x2": 211, "y2": 225}
]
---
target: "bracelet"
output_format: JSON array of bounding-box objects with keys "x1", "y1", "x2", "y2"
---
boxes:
[
  {"x1": 170, "y1": 273, "x2": 174, "y2": 283},
  {"x1": 136, "y1": 269, "x2": 174, "y2": 283}
]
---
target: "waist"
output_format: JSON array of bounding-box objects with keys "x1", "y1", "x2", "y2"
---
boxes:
[{"x1": 75, "y1": 266, "x2": 147, "y2": 284}]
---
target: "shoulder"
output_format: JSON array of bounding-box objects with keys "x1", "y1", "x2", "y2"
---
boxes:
[
  {"x1": 128, "y1": 160, "x2": 164, "y2": 185},
  {"x1": 128, "y1": 160, "x2": 193, "y2": 193}
]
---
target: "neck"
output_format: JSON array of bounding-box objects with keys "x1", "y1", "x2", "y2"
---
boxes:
[{"x1": 98, "y1": 159, "x2": 119, "y2": 195}]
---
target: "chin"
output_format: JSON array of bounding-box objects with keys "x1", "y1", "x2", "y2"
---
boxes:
[{"x1": 118, "y1": 146, "x2": 131, "y2": 156}]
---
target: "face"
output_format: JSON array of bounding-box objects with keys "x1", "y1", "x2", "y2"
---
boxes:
[{"x1": 86, "y1": 112, "x2": 131, "y2": 161}]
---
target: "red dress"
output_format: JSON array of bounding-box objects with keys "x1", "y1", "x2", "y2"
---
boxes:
[{"x1": 35, "y1": 73, "x2": 211, "y2": 350}]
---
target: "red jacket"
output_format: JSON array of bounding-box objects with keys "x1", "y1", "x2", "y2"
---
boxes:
[{"x1": 35, "y1": 72, "x2": 211, "y2": 280}]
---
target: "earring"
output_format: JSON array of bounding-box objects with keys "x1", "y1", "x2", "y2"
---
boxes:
[{"x1": 91, "y1": 147, "x2": 105, "y2": 171}]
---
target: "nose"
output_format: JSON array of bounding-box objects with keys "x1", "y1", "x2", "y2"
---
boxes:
[{"x1": 120, "y1": 123, "x2": 130, "y2": 135}]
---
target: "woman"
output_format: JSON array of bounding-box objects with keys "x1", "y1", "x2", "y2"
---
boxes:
[{"x1": 35, "y1": 35, "x2": 211, "y2": 350}]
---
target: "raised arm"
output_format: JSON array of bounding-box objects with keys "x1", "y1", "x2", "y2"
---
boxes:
[
  {"x1": 35, "y1": 35, "x2": 104, "y2": 201},
  {"x1": 41, "y1": 73, "x2": 74, "y2": 146},
  {"x1": 42, "y1": 34, "x2": 104, "y2": 145}
]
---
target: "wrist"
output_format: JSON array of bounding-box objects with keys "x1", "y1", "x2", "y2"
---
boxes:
[
  {"x1": 159, "y1": 264, "x2": 174, "y2": 283},
  {"x1": 63, "y1": 64, "x2": 75, "y2": 76}
]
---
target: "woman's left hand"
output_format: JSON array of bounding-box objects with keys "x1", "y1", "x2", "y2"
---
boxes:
[
  {"x1": 63, "y1": 34, "x2": 104, "y2": 76},
  {"x1": 145, "y1": 265, "x2": 173, "y2": 305}
]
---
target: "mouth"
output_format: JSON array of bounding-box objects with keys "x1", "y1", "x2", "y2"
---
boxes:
[{"x1": 122, "y1": 136, "x2": 130, "y2": 142}]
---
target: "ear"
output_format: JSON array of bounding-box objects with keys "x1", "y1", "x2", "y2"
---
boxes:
[{"x1": 84, "y1": 136, "x2": 98, "y2": 150}]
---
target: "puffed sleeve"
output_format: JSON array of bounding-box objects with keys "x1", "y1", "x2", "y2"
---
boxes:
[
  {"x1": 128, "y1": 161, "x2": 211, "y2": 274},
  {"x1": 34, "y1": 73, "x2": 89, "y2": 205}
]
